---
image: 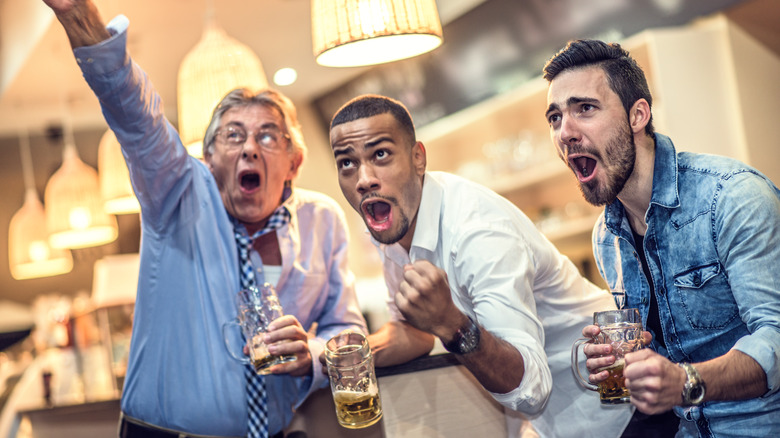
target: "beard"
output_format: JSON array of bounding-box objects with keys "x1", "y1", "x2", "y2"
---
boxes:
[{"x1": 577, "y1": 120, "x2": 636, "y2": 206}]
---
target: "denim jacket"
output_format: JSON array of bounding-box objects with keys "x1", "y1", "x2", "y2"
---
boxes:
[{"x1": 593, "y1": 134, "x2": 780, "y2": 437}]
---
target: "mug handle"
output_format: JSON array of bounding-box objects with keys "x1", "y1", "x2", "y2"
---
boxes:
[
  {"x1": 222, "y1": 319, "x2": 250, "y2": 364},
  {"x1": 571, "y1": 337, "x2": 598, "y2": 391}
]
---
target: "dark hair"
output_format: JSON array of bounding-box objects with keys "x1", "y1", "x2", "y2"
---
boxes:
[
  {"x1": 543, "y1": 39, "x2": 654, "y2": 136},
  {"x1": 330, "y1": 94, "x2": 416, "y2": 144},
  {"x1": 203, "y1": 88, "x2": 306, "y2": 163}
]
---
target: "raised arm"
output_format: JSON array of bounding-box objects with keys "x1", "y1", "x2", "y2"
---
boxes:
[{"x1": 43, "y1": 0, "x2": 110, "y2": 48}]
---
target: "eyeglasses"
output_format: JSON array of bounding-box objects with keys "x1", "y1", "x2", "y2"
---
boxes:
[{"x1": 215, "y1": 124, "x2": 291, "y2": 152}]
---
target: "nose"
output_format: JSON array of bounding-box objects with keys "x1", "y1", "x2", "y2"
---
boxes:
[
  {"x1": 241, "y1": 137, "x2": 260, "y2": 160},
  {"x1": 558, "y1": 114, "x2": 581, "y2": 147},
  {"x1": 356, "y1": 164, "x2": 380, "y2": 195}
]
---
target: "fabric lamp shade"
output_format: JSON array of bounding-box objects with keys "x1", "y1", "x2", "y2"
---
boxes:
[
  {"x1": 45, "y1": 142, "x2": 118, "y2": 249},
  {"x1": 312, "y1": 0, "x2": 443, "y2": 67},
  {"x1": 9, "y1": 188, "x2": 73, "y2": 280},
  {"x1": 177, "y1": 23, "x2": 268, "y2": 158},
  {"x1": 98, "y1": 129, "x2": 140, "y2": 215}
]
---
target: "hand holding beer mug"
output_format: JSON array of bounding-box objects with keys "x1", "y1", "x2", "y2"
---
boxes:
[
  {"x1": 571, "y1": 308, "x2": 643, "y2": 404},
  {"x1": 325, "y1": 332, "x2": 382, "y2": 429},
  {"x1": 222, "y1": 283, "x2": 296, "y2": 374}
]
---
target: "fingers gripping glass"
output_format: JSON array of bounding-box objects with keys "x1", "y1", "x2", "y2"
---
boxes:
[{"x1": 215, "y1": 124, "x2": 291, "y2": 152}]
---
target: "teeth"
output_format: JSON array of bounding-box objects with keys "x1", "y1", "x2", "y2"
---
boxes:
[
  {"x1": 366, "y1": 202, "x2": 374, "y2": 217},
  {"x1": 581, "y1": 164, "x2": 589, "y2": 177}
]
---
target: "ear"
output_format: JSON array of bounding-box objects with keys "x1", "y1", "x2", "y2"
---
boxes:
[
  {"x1": 286, "y1": 151, "x2": 304, "y2": 180},
  {"x1": 204, "y1": 153, "x2": 214, "y2": 172},
  {"x1": 628, "y1": 99, "x2": 651, "y2": 135},
  {"x1": 412, "y1": 141, "x2": 427, "y2": 176}
]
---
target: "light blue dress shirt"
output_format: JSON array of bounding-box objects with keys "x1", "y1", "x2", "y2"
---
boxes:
[
  {"x1": 73, "y1": 15, "x2": 366, "y2": 436},
  {"x1": 593, "y1": 134, "x2": 780, "y2": 437}
]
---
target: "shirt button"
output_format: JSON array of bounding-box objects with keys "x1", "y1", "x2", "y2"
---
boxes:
[
  {"x1": 693, "y1": 272, "x2": 701, "y2": 287},
  {"x1": 86, "y1": 58, "x2": 94, "y2": 63}
]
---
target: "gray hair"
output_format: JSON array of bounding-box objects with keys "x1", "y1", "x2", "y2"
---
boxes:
[{"x1": 202, "y1": 88, "x2": 307, "y2": 167}]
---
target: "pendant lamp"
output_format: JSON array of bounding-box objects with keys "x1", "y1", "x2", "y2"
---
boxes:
[
  {"x1": 98, "y1": 128, "x2": 140, "y2": 215},
  {"x1": 44, "y1": 126, "x2": 118, "y2": 250},
  {"x1": 8, "y1": 132, "x2": 73, "y2": 280},
  {"x1": 312, "y1": 0, "x2": 443, "y2": 67},
  {"x1": 178, "y1": 20, "x2": 268, "y2": 158}
]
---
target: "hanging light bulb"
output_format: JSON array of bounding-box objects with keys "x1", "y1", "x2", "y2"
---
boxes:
[
  {"x1": 178, "y1": 15, "x2": 268, "y2": 158},
  {"x1": 98, "y1": 128, "x2": 140, "y2": 215},
  {"x1": 312, "y1": 0, "x2": 443, "y2": 67},
  {"x1": 9, "y1": 131, "x2": 73, "y2": 280},
  {"x1": 45, "y1": 126, "x2": 118, "y2": 250}
]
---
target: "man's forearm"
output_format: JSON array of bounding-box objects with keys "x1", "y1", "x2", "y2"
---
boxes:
[
  {"x1": 456, "y1": 328, "x2": 525, "y2": 394},
  {"x1": 367, "y1": 321, "x2": 434, "y2": 368},
  {"x1": 52, "y1": 0, "x2": 110, "y2": 48},
  {"x1": 698, "y1": 349, "x2": 767, "y2": 402}
]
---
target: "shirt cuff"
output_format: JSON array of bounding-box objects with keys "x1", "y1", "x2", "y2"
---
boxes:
[
  {"x1": 73, "y1": 14, "x2": 129, "y2": 77},
  {"x1": 732, "y1": 326, "x2": 780, "y2": 395},
  {"x1": 298, "y1": 337, "x2": 328, "y2": 409},
  {"x1": 487, "y1": 343, "x2": 551, "y2": 414}
]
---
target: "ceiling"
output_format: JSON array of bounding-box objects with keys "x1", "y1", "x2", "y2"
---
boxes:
[
  {"x1": 0, "y1": 0, "x2": 777, "y2": 306},
  {"x1": 0, "y1": 0, "x2": 483, "y2": 136}
]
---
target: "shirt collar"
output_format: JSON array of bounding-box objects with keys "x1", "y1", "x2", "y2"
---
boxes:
[{"x1": 370, "y1": 172, "x2": 442, "y2": 262}]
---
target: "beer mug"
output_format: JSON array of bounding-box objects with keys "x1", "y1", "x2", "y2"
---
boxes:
[
  {"x1": 571, "y1": 308, "x2": 644, "y2": 404},
  {"x1": 324, "y1": 332, "x2": 382, "y2": 429},
  {"x1": 222, "y1": 283, "x2": 296, "y2": 375}
]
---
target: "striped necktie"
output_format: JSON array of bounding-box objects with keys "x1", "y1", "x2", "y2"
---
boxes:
[{"x1": 234, "y1": 206, "x2": 290, "y2": 438}]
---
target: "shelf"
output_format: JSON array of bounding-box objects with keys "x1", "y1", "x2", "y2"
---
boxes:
[
  {"x1": 541, "y1": 214, "x2": 600, "y2": 244},
  {"x1": 485, "y1": 161, "x2": 569, "y2": 195}
]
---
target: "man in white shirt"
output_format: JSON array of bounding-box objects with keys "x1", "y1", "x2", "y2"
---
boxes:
[{"x1": 328, "y1": 94, "x2": 632, "y2": 437}]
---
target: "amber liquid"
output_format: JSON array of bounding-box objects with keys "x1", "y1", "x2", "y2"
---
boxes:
[
  {"x1": 252, "y1": 353, "x2": 295, "y2": 375},
  {"x1": 334, "y1": 390, "x2": 382, "y2": 428},
  {"x1": 598, "y1": 359, "x2": 630, "y2": 403}
]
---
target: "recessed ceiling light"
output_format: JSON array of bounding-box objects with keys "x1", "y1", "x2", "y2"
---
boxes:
[{"x1": 273, "y1": 68, "x2": 298, "y2": 87}]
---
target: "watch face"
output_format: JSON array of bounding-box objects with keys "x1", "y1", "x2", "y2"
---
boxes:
[
  {"x1": 459, "y1": 331, "x2": 479, "y2": 353},
  {"x1": 689, "y1": 386, "x2": 704, "y2": 402}
]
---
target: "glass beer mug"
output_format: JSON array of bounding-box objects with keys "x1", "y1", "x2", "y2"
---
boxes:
[
  {"x1": 325, "y1": 332, "x2": 383, "y2": 429},
  {"x1": 571, "y1": 308, "x2": 644, "y2": 404},
  {"x1": 222, "y1": 283, "x2": 296, "y2": 374}
]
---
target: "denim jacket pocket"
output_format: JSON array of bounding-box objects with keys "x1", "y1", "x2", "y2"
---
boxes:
[{"x1": 673, "y1": 262, "x2": 739, "y2": 329}]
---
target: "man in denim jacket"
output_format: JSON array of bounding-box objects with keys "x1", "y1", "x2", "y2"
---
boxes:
[{"x1": 543, "y1": 39, "x2": 780, "y2": 437}]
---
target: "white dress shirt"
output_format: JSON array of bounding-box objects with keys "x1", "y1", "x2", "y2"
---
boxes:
[{"x1": 374, "y1": 171, "x2": 632, "y2": 438}]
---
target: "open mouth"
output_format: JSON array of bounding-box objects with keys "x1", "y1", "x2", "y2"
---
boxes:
[
  {"x1": 364, "y1": 201, "x2": 391, "y2": 223},
  {"x1": 361, "y1": 199, "x2": 393, "y2": 232},
  {"x1": 240, "y1": 171, "x2": 260, "y2": 191},
  {"x1": 572, "y1": 156, "x2": 597, "y2": 181}
]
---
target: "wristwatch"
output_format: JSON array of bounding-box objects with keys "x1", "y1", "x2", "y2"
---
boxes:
[
  {"x1": 679, "y1": 362, "x2": 706, "y2": 406},
  {"x1": 443, "y1": 315, "x2": 481, "y2": 355}
]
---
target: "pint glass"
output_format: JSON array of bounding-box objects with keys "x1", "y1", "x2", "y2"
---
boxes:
[{"x1": 571, "y1": 308, "x2": 643, "y2": 404}]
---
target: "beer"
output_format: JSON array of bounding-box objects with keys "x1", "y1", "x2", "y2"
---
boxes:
[
  {"x1": 334, "y1": 389, "x2": 382, "y2": 428},
  {"x1": 251, "y1": 353, "x2": 296, "y2": 374},
  {"x1": 250, "y1": 339, "x2": 295, "y2": 374},
  {"x1": 597, "y1": 358, "x2": 630, "y2": 403}
]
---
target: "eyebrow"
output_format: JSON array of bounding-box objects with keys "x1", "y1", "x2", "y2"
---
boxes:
[
  {"x1": 223, "y1": 121, "x2": 281, "y2": 131},
  {"x1": 332, "y1": 136, "x2": 391, "y2": 157},
  {"x1": 545, "y1": 96, "x2": 600, "y2": 117}
]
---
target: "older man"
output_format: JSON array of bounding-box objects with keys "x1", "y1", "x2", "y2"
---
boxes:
[{"x1": 43, "y1": 1, "x2": 366, "y2": 437}]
